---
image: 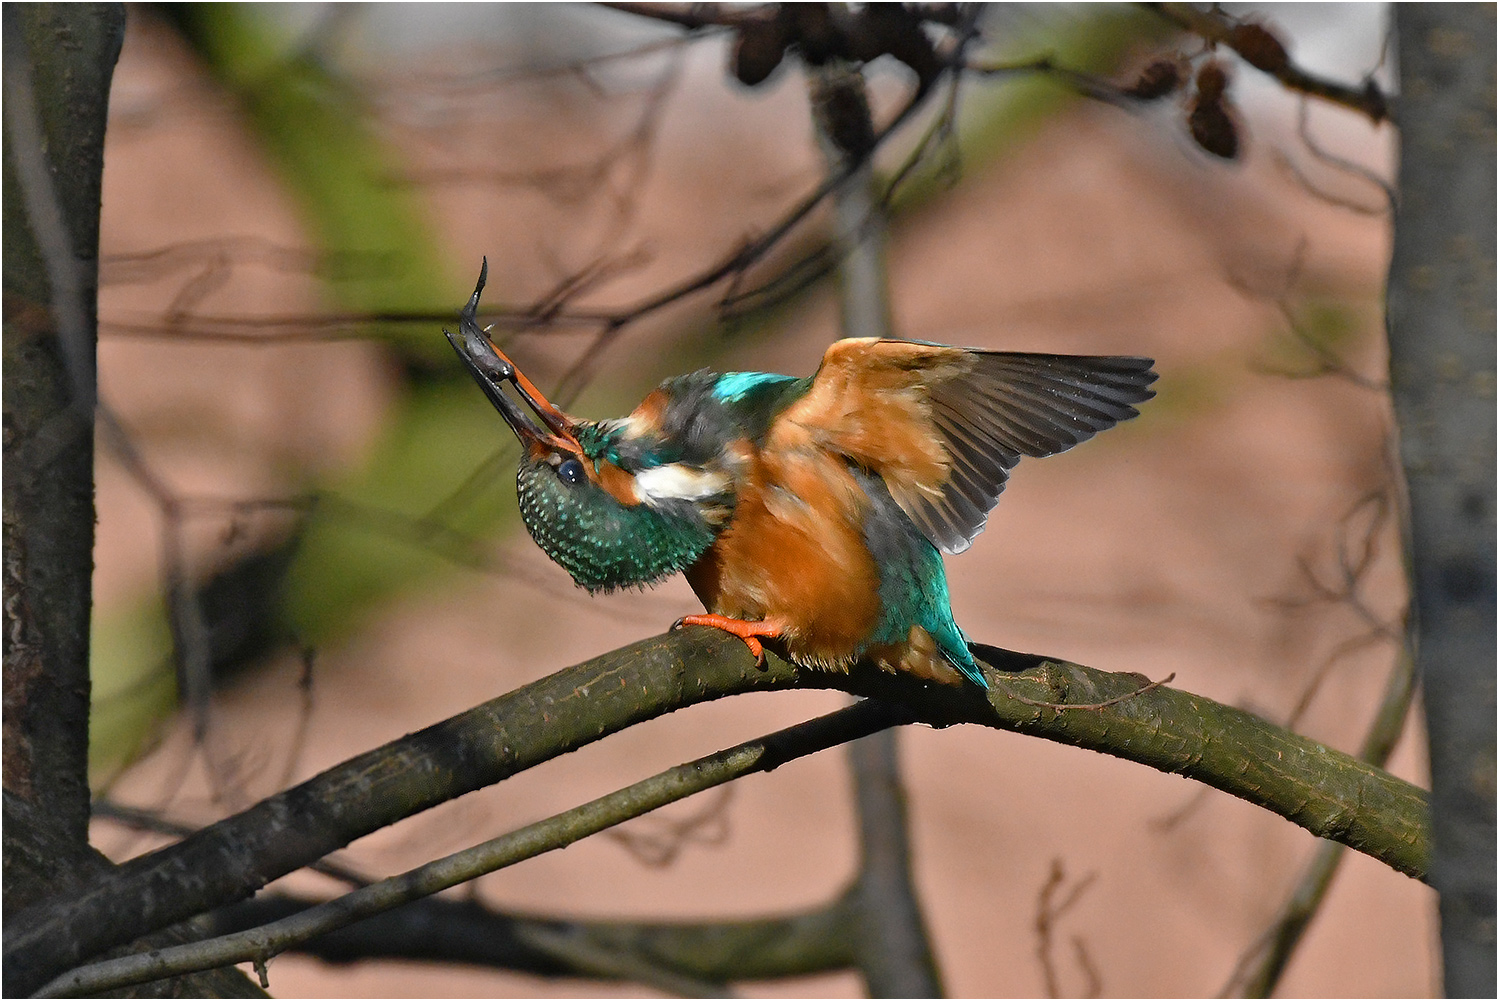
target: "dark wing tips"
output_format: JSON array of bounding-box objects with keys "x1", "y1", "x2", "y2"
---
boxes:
[
  {"x1": 968, "y1": 353, "x2": 1157, "y2": 458},
  {"x1": 913, "y1": 352, "x2": 1157, "y2": 554}
]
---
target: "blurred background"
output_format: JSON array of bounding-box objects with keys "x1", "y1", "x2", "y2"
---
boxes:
[{"x1": 87, "y1": 3, "x2": 1433, "y2": 996}]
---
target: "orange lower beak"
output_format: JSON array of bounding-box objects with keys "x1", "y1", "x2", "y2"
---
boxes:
[{"x1": 445, "y1": 259, "x2": 584, "y2": 456}]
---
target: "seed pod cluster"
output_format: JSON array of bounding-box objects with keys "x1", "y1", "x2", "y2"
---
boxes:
[
  {"x1": 1227, "y1": 22, "x2": 1290, "y2": 75},
  {"x1": 1126, "y1": 59, "x2": 1184, "y2": 101},
  {"x1": 1188, "y1": 61, "x2": 1240, "y2": 160},
  {"x1": 732, "y1": 13, "x2": 793, "y2": 86},
  {"x1": 728, "y1": 3, "x2": 942, "y2": 92}
]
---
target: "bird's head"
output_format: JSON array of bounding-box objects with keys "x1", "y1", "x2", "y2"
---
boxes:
[{"x1": 445, "y1": 261, "x2": 725, "y2": 592}]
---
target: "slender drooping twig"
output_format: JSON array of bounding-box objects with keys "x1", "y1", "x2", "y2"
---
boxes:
[{"x1": 38, "y1": 698, "x2": 914, "y2": 997}]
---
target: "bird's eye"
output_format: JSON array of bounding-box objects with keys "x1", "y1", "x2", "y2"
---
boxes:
[{"x1": 557, "y1": 458, "x2": 585, "y2": 485}]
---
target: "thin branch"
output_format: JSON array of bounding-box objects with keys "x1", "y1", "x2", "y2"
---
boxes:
[
  {"x1": 595, "y1": 2, "x2": 765, "y2": 31},
  {"x1": 401, "y1": 33, "x2": 716, "y2": 94},
  {"x1": 604, "y1": 785, "x2": 734, "y2": 867},
  {"x1": 1035, "y1": 859, "x2": 1100, "y2": 999},
  {"x1": 1233, "y1": 238, "x2": 1389, "y2": 391},
  {"x1": 1222, "y1": 441, "x2": 1417, "y2": 998},
  {"x1": 964, "y1": 53, "x2": 1145, "y2": 109},
  {"x1": 1292, "y1": 95, "x2": 1397, "y2": 214},
  {"x1": 1222, "y1": 645, "x2": 1417, "y2": 998},
  {"x1": 1273, "y1": 149, "x2": 1387, "y2": 218},
  {"x1": 508, "y1": 923, "x2": 734, "y2": 998},
  {"x1": 1141, "y1": 2, "x2": 1391, "y2": 123},
  {"x1": 100, "y1": 795, "x2": 834, "y2": 992},
  {"x1": 37, "y1": 698, "x2": 914, "y2": 997}
]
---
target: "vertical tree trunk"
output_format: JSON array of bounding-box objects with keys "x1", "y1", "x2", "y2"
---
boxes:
[
  {"x1": 810, "y1": 60, "x2": 946, "y2": 998},
  {"x1": 2, "y1": 10, "x2": 268, "y2": 995},
  {"x1": 1387, "y1": 5, "x2": 1497, "y2": 996},
  {"x1": 2, "y1": 0, "x2": 121, "y2": 861}
]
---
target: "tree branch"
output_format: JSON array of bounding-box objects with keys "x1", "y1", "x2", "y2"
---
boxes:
[
  {"x1": 37, "y1": 698, "x2": 912, "y2": 997},
  {"x1": 1140, "y1": 2, "x2": 1391, "y2": 122},
  {"x1": 5, "y1": 629, "x2": 1431, "y2": 996},
  {"x1": 97, "y1": 802, "x2": 861, "y2": 987},
  {"x1": 1226, "y1": 644, "x2": 1417, "y2": 997},
  {"x1": 848, "y1": 729, "x2": 944, "y2": 998},
  {"x1": 192, "y1": 889, "x2": 862, "y2": 987}
]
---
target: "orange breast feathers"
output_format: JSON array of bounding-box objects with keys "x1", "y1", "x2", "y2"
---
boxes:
[
  {"x1": 767, "y1": 338, "x2": 967, "y2": 504},
  {"x1": 685, "y1": 446, "x2": 883, "y2": 669}
]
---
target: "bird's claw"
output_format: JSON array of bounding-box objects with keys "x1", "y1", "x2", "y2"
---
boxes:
[{"x1": 673, "y1": 613, "x2": 773, "y2": 667}]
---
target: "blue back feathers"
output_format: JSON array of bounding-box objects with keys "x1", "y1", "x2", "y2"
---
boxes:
[{"x1": 712, "y1": 371, "x2": 800, "y2": 403}]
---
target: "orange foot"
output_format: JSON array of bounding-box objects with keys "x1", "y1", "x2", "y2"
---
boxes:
[{"x1": 673, "y1": 614, "x2": 786, "y2": 666}]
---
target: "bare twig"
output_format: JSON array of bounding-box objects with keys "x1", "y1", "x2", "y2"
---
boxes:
[
  {"x1": 997, "y1": 672, "x2": 1176, "y2": 712},
  {"x1": 1221, "y1": 431, "x2": 1415, "y2": 998},
  {"x1": 964, "y1": 53, "x2": 1143, "y2": 108},
  {"x1": 1141, "y1": 3, "x2": 1391, "y2": 123},
  {"x1": 1234, "y1": 238, "x2": 1389, "y2": 391},
  {"x1": 604, "y1": 786, "x2": 735, "y2": 867},
  {"x1": 1035, "y1": 859, "x2": 1100, "y2": 998},
  {"x1": 595, "y1": 2, "x2": 765, "y2": 31},
  {"x1": 1293, "y1": 96, "x2": 1397, "y2": 214},
  {"x1": 1273, "y1": 149, "x2": 1388, "y2": 218},
  {"x1": 1221, "y1": 644, "x2": 1416, "y2": 998},
  {"x1": 411, "y1": 33, "x2": 716, "y2": 93}
]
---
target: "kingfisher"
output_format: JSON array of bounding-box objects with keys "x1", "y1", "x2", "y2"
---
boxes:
[{"x1": 446, "y1": 261, "x2": 1156, "y2": 689}]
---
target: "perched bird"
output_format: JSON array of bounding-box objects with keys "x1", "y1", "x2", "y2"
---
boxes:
[{"x1": 446, "y1": 262, "x2": 1156, "y2": 688}]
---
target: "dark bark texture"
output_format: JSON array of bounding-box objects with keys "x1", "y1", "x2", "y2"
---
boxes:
[
  {"x1": 3, "y1": 7, "x2": 264, "y2": 997},
  {"x1": 1, "y1": 0, "x2": 118, "y2": 856},
  {"x1": 1388, "y1": 4, "x2": 1497, "y2": 996}
]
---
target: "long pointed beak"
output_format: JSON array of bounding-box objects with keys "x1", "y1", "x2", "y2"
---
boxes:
[{"x1": 445, "y1": 258, "x2": 584, "y2": 455}]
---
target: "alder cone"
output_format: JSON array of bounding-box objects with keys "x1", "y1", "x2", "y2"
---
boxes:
[
  {"x1": 1189, "y1": 94, "x2": 1240, "y2": 160},
  {"x1": 732, "y1": 18, "x2": 789, "y2": 87},
  {"x1": 1195, "y1": 60, "x2": 1229, "y2": 100},
  {"x1": 1228, "y1": 22, "x2": 1291, "y2": 74},
  {"x1": 1127, "y1": 59, "x2": 1183, "y2": 101}
]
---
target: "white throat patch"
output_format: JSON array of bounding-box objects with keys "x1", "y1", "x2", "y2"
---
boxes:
[{"x1": 633, "y1": 463, "x2": 729, "y2": 506}]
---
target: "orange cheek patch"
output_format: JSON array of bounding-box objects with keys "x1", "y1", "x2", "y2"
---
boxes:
[
  {"x1": 628, "y1": 389, "x2": 670, "y2": 434},
  {"x1": 593, "y1": 460, "x2": 642, "y2": 506}
]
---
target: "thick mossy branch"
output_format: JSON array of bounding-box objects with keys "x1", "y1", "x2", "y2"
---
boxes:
[
  {"x1": 3, "y1": 629, "x2": 1431, "y2": 995},
  {"x1": 958, "y1": 656, "x2": 1430, "y2": 880}
]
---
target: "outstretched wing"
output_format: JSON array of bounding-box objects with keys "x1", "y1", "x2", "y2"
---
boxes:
[{"x1": 769, "y1": 338, "x2": 1157, "y2": 554}]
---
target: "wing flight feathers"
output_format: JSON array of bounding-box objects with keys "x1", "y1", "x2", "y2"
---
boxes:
[
  {"x1": 774, "y1": 339, "x2": 1156, "y2": 555},
  {"x1": 920, "y1": 351, "x2": 1156, "y2": 552}
]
